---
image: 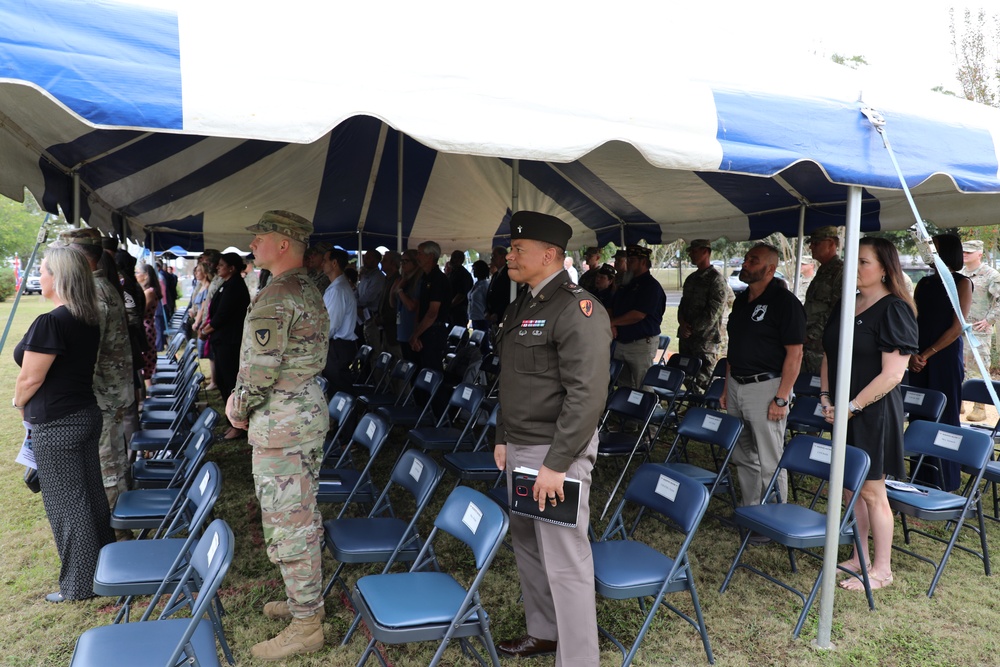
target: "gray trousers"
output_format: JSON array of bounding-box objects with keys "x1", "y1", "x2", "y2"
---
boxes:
[
  {"x1": 726, "y1": 375, "x2": 787, "y2": 506},
  {"x1": 613, "y1": 337, "x2": 657, "y2": 389},
  {"x1": 506, "y1": 432, "x2": 599, "y2": 667}
]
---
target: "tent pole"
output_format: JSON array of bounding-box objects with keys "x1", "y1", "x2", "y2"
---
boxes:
[
  {"x1": 620, "y1": 221, "x2": 625, "y2": 247},
  {"x1": 510, "y1": 159, "x2": 520, "y2": 302},
  {"x1": 815, "y1": 185, "x2": 861, "y2": 649},
  {"x1": 793, "y1": 204, "x2": 805, "y2": 298},
  {"x1": 0, "y1": 215, "x2": 49, "y2": 356},
  {"x1": 72, "y1": 171, "x2": 81, "y2": 227},
  {"x1": 397, "y1": 134, "x2": 404, "y2": 253}
]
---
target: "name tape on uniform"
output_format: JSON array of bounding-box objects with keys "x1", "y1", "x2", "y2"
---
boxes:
[
  {"x1": 655, "y1": 474, "x2": 679, "y2": 501},
  {"x1": 463, "y1": 502, "x2": 483, "y2": 534},
  {"x1": 933, "y1": 430, "x2": 963, "y2": 451},
  {"x1": 702, "y1": 414, "x2": 722, "y2": 431},
  {"x1": 410, "y1": 457, "x2": 424, "y2": 482},
  {"x1": 810, "y1": 442, "x2": 832, "y2": 464}
]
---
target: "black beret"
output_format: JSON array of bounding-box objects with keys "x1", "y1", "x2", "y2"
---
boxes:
[{"x1": 509, "y1": 211, "x2": 572, "y2": 250}]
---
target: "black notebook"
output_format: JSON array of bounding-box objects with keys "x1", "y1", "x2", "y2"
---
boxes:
[{"x1": 509, "y1": 466, "x2": 582, "y2": 528}]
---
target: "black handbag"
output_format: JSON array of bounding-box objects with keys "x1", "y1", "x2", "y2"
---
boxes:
[{"x1": 23, "y1": 466, "x2": 40, "y2": 493}]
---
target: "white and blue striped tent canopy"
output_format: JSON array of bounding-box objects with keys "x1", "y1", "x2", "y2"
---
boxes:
[{"x1": 2, "y1": 0, "x2": 1000, "y2": 252}]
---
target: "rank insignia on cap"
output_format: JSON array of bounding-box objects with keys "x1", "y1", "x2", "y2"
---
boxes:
[
  {"x1": 579, "y1": 299, "x2": 594, "y2": 317},
  {"x1": 254, "y1": 329, "x2": 271, "y2": 347}
]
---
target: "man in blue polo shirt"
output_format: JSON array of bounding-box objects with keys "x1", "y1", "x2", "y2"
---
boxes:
[
  {"x1": 609, "y1": 245, "x2": 666, "y2": 388},
  {"x1": 721, "y1": 243, "x2": 805, "y2": 512}
]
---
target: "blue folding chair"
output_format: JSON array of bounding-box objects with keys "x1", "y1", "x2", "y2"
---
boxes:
[
  {"x1": 352, "y1": 486, "x2": 508, "y2": 667},
  {"x1": 319, "y1": 392, "x2": 357, "y2": 469},
  {"x1": 94, "y1": 461, "x2": 226, "y2": 659},
  {"x1": 349, "y1": 344, "x2": 375, "y2": 384},
  {"x1": 70, "y1": 519, "x2": 235, "y2": 667},
  {"x1": 655, "y1": 334, "x2": 671, "y2": 366},
  {"x1": 597, "y1": 387, "x2": 659, "y2": 519},
  {"x1": 792, "y1": 370, "x2": 822, "y2": 398},
  {"x1": 352, "y1": 350, "x2": 393, "y2": 395},
  {"x1": 405, "y1": 383, "x2": 485, "y2": 455},
  {"x1": 131, "y1": 415, "x2": 218, "y2": 489},
  {"x1": 593, "y1": 465, "x2": 714, "y2": 665},
  {"x1": 719, "y1": 436, "x2": 874, "y2": 637},
  {"x1": 356, "y1": 359, "x2": 417, "y2": 411},
  {"x1": 639, "y1": 364, "x2": 686, "y2": 444},
  {"x1": 889, "y1": 420, "x2": 992, "y2": 597},
  {"x1": 317, "y1": 413, "x2": 391, "y2": 507},
  {"x1": 112, "y1": 428, "x2": 215, "y2": 535},
  {"x1": 662, "y1": 407, "x2": 743, "y2": 511},
  {"x1": 376, "y1": 368, "x2": 444, "y2": 431},
  {"x1": 324, "y1": 450, "x2": 444, "y2": 644},
  {"x1": 441, "y1": 403, "x2": 501, "y2": 487},
  {"x1": 899, "y1": 384, "x2": 947, "y2": 423}
]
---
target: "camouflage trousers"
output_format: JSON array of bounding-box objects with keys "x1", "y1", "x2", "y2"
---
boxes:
[
  {"x1": 678, "y1": 337, "x2": 718, "y2": 393},
  {"x1": 99, "y1": 406, "x2": 130, "y2": 509},
  {"x1": 963, "y1": 329, "x2": 994, "y2": 380},
  {"x1": 252, "y1": 435, "x2": 324, "y2": 618},
  {"x1": 802, "y1": 343, "x2": 824, "y2": 376}
]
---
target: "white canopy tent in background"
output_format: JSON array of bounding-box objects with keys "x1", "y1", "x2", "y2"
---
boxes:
[{"x1": 3, "y1": 0, "x2": 1000, "y2": 648}]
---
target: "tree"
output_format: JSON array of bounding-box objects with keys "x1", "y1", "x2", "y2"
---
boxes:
[
  {"x1": 950, "y1": 7, "x2": 999, "y2": 106},
  {"x1": 0, "y1": 191, "x2": 75, "y2": 267}
]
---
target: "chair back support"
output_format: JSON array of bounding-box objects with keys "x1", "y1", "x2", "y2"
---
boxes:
[
  {"x1": 899, "y1": 385, "x2": 947, "y2": 423},
  {"x1": 389, "y1": 449, "x2": 444, "y2": 512},
  {"x1": 666, "y1": 353, "x2": 702, "y2": 381},
  {"x1": 780, "y1": 435, "x2": 870, "y2": 495},
  {"x1": 434, "y1": 485, "x2": 508, "y2": 569},
  {"x1": 603, "y1": 387, "x2": 659, "y2": 425},
  {"x1": 793, "y1": 371, "x2": 822, "y2": 397},
  {"x1": 785, "y1": 396, "x2": 829, "y2": 432},
  {"x1": 656, "y1": 335, "x2": 671, "y2": 365},
  {"x1": 625, "y1": 464, "x2": 709, "y2": 534},
  {"x1": 676, "y1": 407, "x2": 742, "y2": 452},
  {"x1": 446, "y1": 383, "x2": 485, "y2": 418},
  {"x1": 329, "y1": 392, "x2": 356, "y2": 425},
  {"x1": 160, "y1": 461, "x2": 222, "y2": 539},
  {"x1": 903, "y1": 420, "x2": 992, "y2": 473},
  {"x1": 351, "y1": 344, "x2": 374, "y2": 378},
  {"x1": 351, "y1": 413, "x2": 391, "y2": 455},
  {"x1": 641, "y1": 365, "x2": 685, "y2": 397},
  {"x1": 712, "y1": 357, "x2": 728, "y2": 378}
]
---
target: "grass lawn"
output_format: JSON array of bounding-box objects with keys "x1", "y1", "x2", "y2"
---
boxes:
[{"x1": 2, "y1": 296, "x2": 999, "y2": 666}]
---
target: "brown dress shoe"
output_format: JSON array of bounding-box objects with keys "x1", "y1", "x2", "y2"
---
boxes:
[{"x1": 497, "y1": 635, "x2": 558, "y2": 658}]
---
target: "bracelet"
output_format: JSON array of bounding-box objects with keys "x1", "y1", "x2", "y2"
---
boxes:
[
  {"x1": 818, "y1": 391, "x2": 830, "y2": 397},
  {"x1": 12, "y1": 398, "x2": 23, "y2": 409},
  {"x1": 928, "y1": 346, "x2": 937, "y2": 354}
]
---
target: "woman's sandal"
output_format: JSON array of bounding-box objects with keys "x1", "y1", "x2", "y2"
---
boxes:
[{"x1": 839, "y1": 570, "x2": 893, "y2": 591}]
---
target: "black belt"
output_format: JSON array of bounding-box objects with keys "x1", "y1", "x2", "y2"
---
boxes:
[
  {"x1": 731, "y1": 372, "x2": 779, "y2": 385},
  {"x1": 618, "y1": 336, "x2": 653, "y2": 345}
]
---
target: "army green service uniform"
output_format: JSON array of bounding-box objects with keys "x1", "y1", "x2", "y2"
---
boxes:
[
  {"x1": 92, "y1": 270, "x2": 133, "y2": 509},
  {"x1": 496, "y1": 269, "x2": 611, "y2": 667},
  {"x1": 677, "y1": 265, "x2": 728, "y2": 391},
  {"x1": 960, "y1": 262, "x2": 1000, "y2": 379},
  {"x1": 231, "y1": 267, "x2": 330, "y2": 619},
  {"x1": 803, "y1": 257, "x2": 843, "y2": 374}
]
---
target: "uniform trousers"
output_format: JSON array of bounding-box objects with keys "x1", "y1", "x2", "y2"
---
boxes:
[
  {"x1": 613, "y1": 337, "x2": 657, "y2": 389},
  {"x1": 506, "y1": 432, "x2": 600, "y2": 667},
  {"x1": 726, "y1": 375, "x2": 788, "y2": 506},
  {"x1": 678, "y1": 336, "x2": 718, "y2": 393},
  {"x1": 252, "y1": 435, "x2": 325, "y2": 618},
  {"x1": 963, "y1": 329, "x2": 994, "y2": 380},
  {"x1": 98, "y1": 406, "x2": 129, "y2": 509}
]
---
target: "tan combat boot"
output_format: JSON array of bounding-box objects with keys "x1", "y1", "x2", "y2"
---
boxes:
[
  {"x1": 262, "y1": 600, "x2": 326, "y2": 621},
  {"x1": 968, "y1": 402, "x2": 987, "y2": 422},
  {"x1": 251, "y1": 614, "x2": 324, "y2": 661}
]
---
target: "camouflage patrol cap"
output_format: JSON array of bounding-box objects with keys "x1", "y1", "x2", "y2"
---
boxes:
[
  {"x1": 246, "y1": 210, "x2": 313, "y2": 244},
  {"x1": 509, "y1": 211, "x2": 572, "y2": 250},
  {"x1": 686, "y1": 239, "x2": 712, "y2": 252},
  {"x1": 58, "y1": 227, "x2": 103, "y2": 247},
  {"x1": 963, "y1": 240, "x2": 984, "y2": 253},
  {"x1": 807, "y1": 226, "x2": 840, "y2": 243},
  {"x1": 311, "y1": 241, "x2": 334, "y2": 254}
]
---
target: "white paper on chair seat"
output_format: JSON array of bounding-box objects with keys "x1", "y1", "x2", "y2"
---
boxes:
[
  {"x1": 702, "y1": 414, "x2": 721, "y2": 431},
  {"x1": 810, "y1": 442, "x2": 831, "y2": 464},
  {"x1": 655, "y1": 474, "x2": 679, "y2": 501},
  {"x1": 628, "y1": 391, "x2": 643, "y2": 405},
  {"x1": 410, "y1": 457, "x2": 424, "y2": 482},
  {"x1": 904, "y1": 391, "x2": 924, "y2": 405},
  {"x1": 463, "y1": 502, "x2": 483, "y2": 534},
  {"x1": 933, "y1": 430, "x2": 962, "y2": 450}
]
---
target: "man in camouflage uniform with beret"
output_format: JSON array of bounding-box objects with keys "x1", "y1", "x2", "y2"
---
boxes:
[
  {"x1": 226, "y1": 210, "x2": 330, "y2": 660},
  {"x1": 678, "y1": 239, "x2": 729, "y2": 391},
  {"x1": 961, "y1": 239, "x2": 1000, "y2": 421},
  {"x1": 59, "y1": 228, "x2": 133, "y2": 521},
  {"x1": 803, "y1": 226, "x2": 844, "y2": 374}
]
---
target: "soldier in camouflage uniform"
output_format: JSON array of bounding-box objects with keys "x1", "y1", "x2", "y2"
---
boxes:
[
  {"x1": 803, "y1": 226, "x2": 844, "y2": 374},
  {"x1": 226, "y1": 210, "x2": 330, "y2": 660},
  {"x1": 960, "y1": 240, "x2": 1000, "y2": 421},
  {"x1": 305, "y1": 241, "x2": 333, "y2": 294},
  {"x1": 59, "y1": 229, "x2": 134, "y2": 522},
  {"x1": 677, "y1": 239, "x2": 728, "y2": 391}
]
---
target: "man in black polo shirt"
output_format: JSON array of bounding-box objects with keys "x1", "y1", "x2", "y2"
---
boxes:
[
  {"x1": 609, "y1": 245, "x2": 666, "y2": 388},
  {"x1": 410, "y1": 240, "x2": 452, "y2": 371},
  {"x1": 721, "y1": 243, "x2": 805, "y2": 510}
]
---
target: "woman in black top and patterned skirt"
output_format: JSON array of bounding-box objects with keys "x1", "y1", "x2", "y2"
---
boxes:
[
  {"x1": 821, "y1": 237, "x2": 918, "y2": 591},
  {"x1": 13, "y1": 245, "x2": 114, "y2": 602}
]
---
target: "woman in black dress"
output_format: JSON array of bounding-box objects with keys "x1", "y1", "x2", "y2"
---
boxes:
[
  {"x1": 202, "y1": 252, "x2": 251, "y2": 439},
  {"x1": 13, "y1": 245, "x2": 115, "y2": 602},
  {"x1": 907, "y1": 233, "x2": 972, "y2": 491},
  {"x1": 820, "y1": 236, "x2": 918, "y2": 591}
]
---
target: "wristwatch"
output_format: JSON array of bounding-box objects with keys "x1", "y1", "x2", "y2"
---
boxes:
[
  {"x1": 773, "y1": 396, "x2": 788, "y2": 407},
  {"x1": 849, "y1": 400, "x2": 863, "y2": 415}
]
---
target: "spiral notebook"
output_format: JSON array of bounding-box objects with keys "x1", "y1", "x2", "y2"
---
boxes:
[{"x1": 509, "y1": 466, "x2": 582, "y2": 528}]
